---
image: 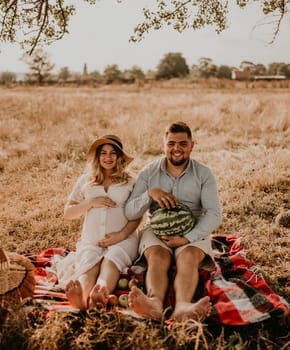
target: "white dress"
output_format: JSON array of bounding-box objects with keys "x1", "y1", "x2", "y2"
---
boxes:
[{"x1": 56, "y1": 174, "x2": 138, "y2": 286}]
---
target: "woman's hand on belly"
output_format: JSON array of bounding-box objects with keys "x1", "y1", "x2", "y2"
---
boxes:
[
  {"x1": 90, "y1": 196, "x2": 117, "y2": 209},
  {"x1": 97, "y1": 231, "x2": 126, "y2": 248},
  {"x1": 97, "y1": 218, "x2": 140, "y2": 248}
]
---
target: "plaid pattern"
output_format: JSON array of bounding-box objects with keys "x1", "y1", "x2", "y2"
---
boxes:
[
  {"x1": 204, "y1": 235, "x2": 289, "y2": 325},
  {"x1": 28, "y1": 235, "x2": 289, "y2": 325}
]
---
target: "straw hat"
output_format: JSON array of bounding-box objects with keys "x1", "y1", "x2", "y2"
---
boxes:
[
  {"x1": 86, "y1": 134, "x2": 134, "y2": 165},
  {"x1": 0, "y1": 248, "x2": 35, "y2": 308}
]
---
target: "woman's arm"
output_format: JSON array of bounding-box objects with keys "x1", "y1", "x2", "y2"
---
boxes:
[
  {"x1": 64, "y1": 196, "x2": 117, "y2": 220},
  {"x1": 97, "y1": 217, "x2": 142, "y2": 248},
  {"x1": 64, "y1": 199, "x2": 92, "y2": 220}
]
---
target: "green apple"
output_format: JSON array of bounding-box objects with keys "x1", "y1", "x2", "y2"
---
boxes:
[
  {"x1": 118, "y1": 294, "x2": 128, "y2": 307},
  {"x1": 117, "y1": 278, "x2": 129, "y2": 290}
]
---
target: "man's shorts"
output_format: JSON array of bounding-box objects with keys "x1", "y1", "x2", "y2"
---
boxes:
[{"x1": 138, "y1": 225, "x2": 216, "y2": 270}]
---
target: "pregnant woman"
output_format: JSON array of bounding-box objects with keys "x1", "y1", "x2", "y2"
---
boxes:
[{"x1": 56, "y1": 135, "x2": 140, "y2": 310}]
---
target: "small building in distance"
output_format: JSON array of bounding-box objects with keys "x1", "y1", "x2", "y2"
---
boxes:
[
  {"x1": 253, "y1": 75, "x2": 286, "y2": 81},
  {"x1": 231, "y1": 70, "x2": 251, "y2": 80},
  {"x1": 232, "y1": 69, "x2": 287, "y2": 81}
]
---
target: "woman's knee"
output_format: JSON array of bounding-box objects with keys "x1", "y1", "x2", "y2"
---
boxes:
[{"x1": 100, "y1": 257, "x2": 119, "y2": 272}]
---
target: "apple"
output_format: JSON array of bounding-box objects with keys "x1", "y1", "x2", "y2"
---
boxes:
[
  {"x1": 117, "y1": 278, "x2": 129, "y2": 290},
  {"x1": 128, "y1": 278, "x2": 139, "y2": 290},
  {"x1": 118, "y1": 294, "x2": 128, "y2": 307},
  {"x1": 108, "y1": 294, "x2": 118, "y2": 306}
]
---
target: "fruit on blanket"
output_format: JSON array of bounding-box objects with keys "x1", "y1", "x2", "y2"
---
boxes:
[
  {"x1": 118, "y1": 294, "x2": 128, "y2": 307},
  {"x1": 128, "y1": 278, "x2": 139, "y2": 290},
  {"x1": 108, "y1": 294, "x2": 118, "y2": 306},
  {"x1": 150, "y1": 203, "x2": 196, "y2": 237},
  {"x1": 117, "y1": 278, "x2": 129, "y2": 290}
]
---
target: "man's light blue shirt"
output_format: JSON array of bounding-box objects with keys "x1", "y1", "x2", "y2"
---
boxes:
[{"x1": 125, "y1": 158, "x2": 222, "y2": 243}]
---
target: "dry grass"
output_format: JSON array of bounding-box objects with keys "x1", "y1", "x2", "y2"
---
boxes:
[{"x1": 0, "y1": 81, "x2": 289, "y2": 349}]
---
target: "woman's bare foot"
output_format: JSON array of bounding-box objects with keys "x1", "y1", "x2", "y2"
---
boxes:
[
  {"x1": 88, "y1": 284, "x2": 109, "y2": 309},
  {"x1": 171, "y1": 296, "x2": 212, "y2": 322},
  {"x1": 128, "y1": 286, "x2": 163, "y2": 320},
  {"x1": 65, "y1": 280, "x2": 87, "y2": 309}
]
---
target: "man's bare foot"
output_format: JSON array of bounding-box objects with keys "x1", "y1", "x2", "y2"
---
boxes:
[
  {"x1": 88, "y1": 284, "x2": 109, "y2": 309},
  {"x1": 171, "y1": 296, "x2": 212, "y2": 322},
  {"x1": 65, "y1": 280, "x2": 87, "y2": 309},
  {"x1": 128, "y1": 286, "x2": 163, "y2": 320}
]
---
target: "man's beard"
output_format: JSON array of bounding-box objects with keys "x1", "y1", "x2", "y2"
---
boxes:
[{"x1": 168, "y1": 155, "x2": 188, "y2": 166}]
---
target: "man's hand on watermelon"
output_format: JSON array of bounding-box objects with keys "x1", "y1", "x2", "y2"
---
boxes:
[
  {"x1": 148, "y1": 188, "x2": 177, "y2": 209},
  {"x1": 161, "y1": 235, "x2": 190, "y2": 248}
]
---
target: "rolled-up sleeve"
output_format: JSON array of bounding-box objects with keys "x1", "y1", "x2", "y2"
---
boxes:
[
  {"x1": 184, "y1": 168, "x2": 222, "y2": 243},
  {"x1": 65, "y1": 174, "x2": 88, "y2": 206}
]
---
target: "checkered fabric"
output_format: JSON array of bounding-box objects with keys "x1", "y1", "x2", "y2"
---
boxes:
[{"x1": 28, "y1": 235, "x2": 289, "y2": 325}]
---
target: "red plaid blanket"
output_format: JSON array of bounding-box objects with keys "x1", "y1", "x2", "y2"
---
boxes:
[{"x1": 28, "y1": 235, "x2": 289, "y2": 325}]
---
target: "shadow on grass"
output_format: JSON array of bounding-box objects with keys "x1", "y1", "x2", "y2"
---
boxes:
[{"x1": 0, "y1": 304, "x2": 289, "y2": 350}]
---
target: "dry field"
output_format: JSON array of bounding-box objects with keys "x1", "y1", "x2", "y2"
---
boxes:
[{"x1": 0, "y1": 82, "x2": 289, "y2": 349}]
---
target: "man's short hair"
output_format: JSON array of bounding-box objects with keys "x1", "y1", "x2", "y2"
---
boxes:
[{"x1": 165, "y1": 121, "x2": 192, "y2": 139}]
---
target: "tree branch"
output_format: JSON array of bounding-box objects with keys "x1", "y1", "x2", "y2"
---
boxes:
[
  {"x1": 57, "y1": 0, "x2": 68, "y2": 32},
  {"x1": 249, "y1": 0, "x2": 287, "y2": 44},
  {"x1": 269, "y1": 1, "x2": 286, "y2": 43},
  {"x1": 0, "y1": 0, "x2": 17, "y2": 40},
  {"x1": 29, "y1": 0, "x2": 49, "y2": 54}
]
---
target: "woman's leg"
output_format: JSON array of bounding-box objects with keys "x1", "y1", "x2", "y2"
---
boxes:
[
  {"x1": 89, "y1": 258, "x2": 120, "y2": 308},
  {"x1": 65, "y1": 262, "x2": 101, "y2": 309}
]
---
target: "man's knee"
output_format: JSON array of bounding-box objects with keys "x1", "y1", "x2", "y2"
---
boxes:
[
  {"x1": 176, "y1": 246, "x2": 205, "y2": 268},
  {"x1": 144, "y1": 246, "x2": 171, "y2": 269}
]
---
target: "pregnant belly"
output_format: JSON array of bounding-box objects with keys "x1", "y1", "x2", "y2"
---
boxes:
[
  {"x1": 106, "y1": 207, "x2": 128, "y2": 231},
  {"x1": 83, "y1": 207, "x2": 128, "y2": 240}
]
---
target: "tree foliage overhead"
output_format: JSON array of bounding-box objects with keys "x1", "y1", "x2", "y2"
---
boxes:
[
  {"x1": 0, "y1": 0, "x2": 289, "y2": 53},
  {"x1": 131, "y1": 0, "x2": 290, "y2": 43},
  {"x1": 0, "y1": 0, "x2": 81, "y2": 53}
]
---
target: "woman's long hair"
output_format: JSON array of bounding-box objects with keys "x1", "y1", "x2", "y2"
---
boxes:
[{"x1": 89, "y1": 144, "x2": 131, "y2": 185}]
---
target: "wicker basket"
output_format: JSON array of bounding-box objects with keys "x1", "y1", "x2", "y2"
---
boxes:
[{"x1": 0, "y1": 248, "x2": 35, "y2": 308}]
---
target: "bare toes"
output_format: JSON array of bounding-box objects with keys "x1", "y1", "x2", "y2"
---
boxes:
[
  {"x1": 65, "y1": 280, "x2": 87, "y2": 309},
  {"x1": 89, "y1": 284, "x2": 109, "y2": 308}
]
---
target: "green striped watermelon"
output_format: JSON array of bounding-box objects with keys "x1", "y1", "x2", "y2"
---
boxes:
[{"x1": 150, "y1": 203, "x2": 195, "y2": 237}]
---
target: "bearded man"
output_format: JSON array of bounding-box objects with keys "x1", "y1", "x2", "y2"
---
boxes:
[{"x1": 125, "y1": 121, "x2": 222, "y2": 321}]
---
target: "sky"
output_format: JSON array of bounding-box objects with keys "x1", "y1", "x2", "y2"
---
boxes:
[{"x1": 0, "y1": 0, "x2": 289, "y2": 74}]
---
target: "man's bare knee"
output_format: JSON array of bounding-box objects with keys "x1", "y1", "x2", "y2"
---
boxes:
[
  {"x1": 144, "y1": 246, "x2": 171, "y2": 270},
  {"x1": 176, "y1": 246, "x2": 205, "y2": 268}
]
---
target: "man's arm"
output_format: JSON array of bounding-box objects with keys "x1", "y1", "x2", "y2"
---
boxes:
[
  {"x1": 185, "y1": 169, "x2": 222, "y2": 243},
  {"x1": 125, "y1": 170, "x2": 152, "y2": 220}
]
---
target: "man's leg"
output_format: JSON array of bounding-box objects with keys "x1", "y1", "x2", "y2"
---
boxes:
[
  {"x1": 171, "y1": 246, "x2": 212, "y2": 321},
  {"x1": 128, "y1": 246, "x2": 171, "y2": 319}
]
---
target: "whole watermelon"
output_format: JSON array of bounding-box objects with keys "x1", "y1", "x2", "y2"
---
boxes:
[{"x1": 150, "y1": 203, "x2": 195, "y2": 237}]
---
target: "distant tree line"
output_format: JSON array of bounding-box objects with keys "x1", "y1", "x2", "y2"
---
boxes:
[{"x1": 1, "y1": 49, "x2": 290, "y2": 85}]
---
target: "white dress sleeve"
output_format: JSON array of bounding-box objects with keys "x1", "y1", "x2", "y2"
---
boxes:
[{"x1": 66, "y1": 173, "x2": 89, "y2": 204}]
